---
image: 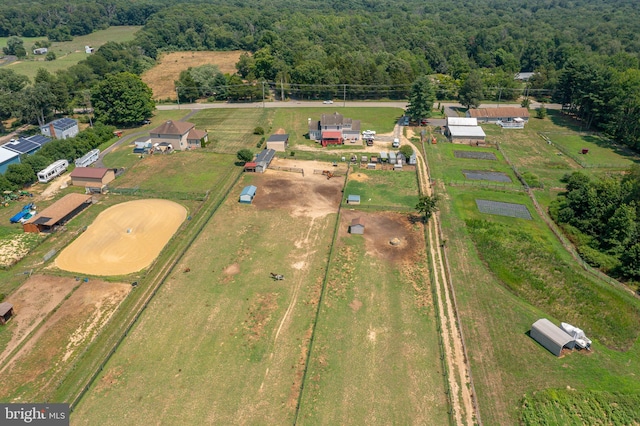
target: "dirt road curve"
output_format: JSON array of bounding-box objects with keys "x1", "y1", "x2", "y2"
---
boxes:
[{"x1": 401, "y1": 126, "x2": 476, "y2": 425}]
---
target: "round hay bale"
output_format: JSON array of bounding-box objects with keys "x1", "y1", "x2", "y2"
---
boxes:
[{"x1": 390, "y1": 237, "x2": 401, "y2": 246}]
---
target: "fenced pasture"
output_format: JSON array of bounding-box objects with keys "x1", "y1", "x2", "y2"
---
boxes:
[
  {"x1": 475, "y1": 199, "x2": 532, "y2": 220},
  {"x1": 297, "y1": 210, "x2": 449, "y2": 425},
  {"x1": 541, "y1": 132, "x2": 639, "y2": 168},
  {"x1": 72, "y1": 172, "x2": 339, "y2": 425},
  {"x1": 189, "y1": 108, "x2": 274, "y2": 153},
  {"x1": 0, "y1": 279, "x2": 130, "y2": 403},
  {"x1": 111, "y1": 151, "x2": 235, "y2": 194},
  {"x1": 433, "y1": 182, "x2": 640, "y2": 425},
  {"x1": 425, "y1": 143, "x2": 520, "y2": 190},
  {"x1": 343, "y1": 167, "x2": 419, "y2": 209},
  {"x1": 3, "y1": 26, "x2": 141, "y2": 80},
  {"x1": 271, "y1": 107, "x2": 403, "y2": 148}
]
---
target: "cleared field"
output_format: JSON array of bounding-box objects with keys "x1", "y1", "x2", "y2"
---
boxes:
[
  {"x1": 3, "y1": 26, "x2": 141, "y2": 81},
  {"x1": 297, "y1": 210, "x2": 449, "y2": 424},
  {"x1": 271, "y1": 107, "x2": 403, "y2": 148},
  {"x1": 344, "y1": 168, "x2": 419, "y2": 209},
  {"x1": 189, "y1": 108, "x2": 274, "y2": 154},
  {"x1": 72, "y1": 168, "x2": 342, "y2": 424},
  {"x1": 0, "y1": 277, "x2": 130, "y2": 402},
  {"x1": 55, "y1": 199, "x2": 186, "y2": 276},
  {"x1": 141, "y1": 51, "x2": 245, "y2": 100}
]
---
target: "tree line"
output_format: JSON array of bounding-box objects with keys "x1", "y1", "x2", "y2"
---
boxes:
[{"x1": 550, "y1": 169, "x2": 640, "y2": 282}]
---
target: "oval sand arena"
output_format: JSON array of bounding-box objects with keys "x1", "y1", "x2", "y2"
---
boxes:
[{"x1": 56, "y1": 199, "x2": 187, "y2": 276}]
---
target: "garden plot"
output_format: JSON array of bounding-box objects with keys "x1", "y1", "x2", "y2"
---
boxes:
[
  {"x1": 463, "y1": 170, "x2": 512, "y2": 183},
  {"x1": 476, "y1": 199, "x2": 532, "y2": 220},
  {"x1": 454, "y1": 150, "x2": 497, "y2": 160}
]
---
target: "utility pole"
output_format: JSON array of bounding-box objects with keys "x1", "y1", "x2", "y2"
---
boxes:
[
  {"x1": 176, "y1": 87, "x2": 180, "y2": 109},
  {"x1": 262, "y1": 80, "x2": 265, "y2": 108},
  {"x1": 497, "y1": 87, "x2": 502, "y2": 106},
  {"x1": 280, "y1": 77, "x2": 284, "y2": 101},
  {"x1": 343, "y1": 84, "x2": 346, "y2": 107}
]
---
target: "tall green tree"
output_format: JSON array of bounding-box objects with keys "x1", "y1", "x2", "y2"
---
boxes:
[
  {"x1": 416, "y1": 194, "x2": 439, "y2": 222},
  {"x1": 92, "y1": 72, "x2": 154, "y2": 126},
  {"x1": 459, "y1": 71, "x2": 484, "y2": 109},
  {"x1": 3, "y1": 36, "x2": 26, "y2": 58},
  {"x1": 406, "y1": 75, "x2": 436, "y2": 121}
]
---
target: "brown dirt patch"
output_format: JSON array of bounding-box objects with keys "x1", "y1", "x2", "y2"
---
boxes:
[
  {"x1": 0, "y1": 275, "x2": 78, "y2": 366},
  {"x1": 339, "y1": 210, "x2": 420, "y2": 263},
  {"x1": 55, "y1": 199, "x2": 186, "y2": 276},
  {"x1": 251, "y1": 161, "x2": 345, "y2": 218},
  {"x1": 348, "y1": 172, "x2": 370, "y2": 182},
  {"x1": 141, "y1": 51, "x2": 245, "y2": 100},
  {"x1": 349, "y1": 299, "x2": 363, "y2": 312},
  {"x1": 242, "y1": 293, "x2": 278, "y2": 343},
  {"x1": 223, "y1": 263, "x2": 240, "y2": 275},
  {"x1": 0, "y1": 280, "x2": 130, "y2": 401}
]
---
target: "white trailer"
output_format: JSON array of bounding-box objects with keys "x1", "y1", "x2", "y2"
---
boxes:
[
  {"x1": 75, "y1": 149, "x2": 100, "y2": 168},
  {"x1": 37, "y1": 159, "x2": 69, "y2": 183}
]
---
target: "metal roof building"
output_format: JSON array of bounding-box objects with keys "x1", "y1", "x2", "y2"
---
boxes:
[
  {"x1": 349, "y1": 218, "x2": 365, "y2": 234},
  {"x1": 530, "y1": 318, "x2": 575, "y2": 357},
  {"x1": 3, "y1": 138, "x2": 42, "y2": 155},
  {"x1": 255, "y1": 149, "x2": 276, "y2": 173},
  {"x1": 239, "y1": 185, "x2": 257, "y2": 204},
  {"x1": 446, "y1": 117, "x2": 478, "y2": 127},
  {"x1": 23, "y1": 193, "x2": 92, "y2": 233},
  {"x1": 447, "y1": 125, "x2": 486, "y2": 143},
  {"x1": 266, "y1": 134, "x2": 289, "y2": 152},
  {"x1": 347, "y1": 194, "x2": 360, "y2": 204},
  {"x1": 0, "y1": 147, "x2": 20, "y2": 174}
]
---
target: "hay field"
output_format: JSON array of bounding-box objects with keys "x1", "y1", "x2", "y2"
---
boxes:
[{"x1": 141, "y1": 51, "x2": 245, "y2": 100}]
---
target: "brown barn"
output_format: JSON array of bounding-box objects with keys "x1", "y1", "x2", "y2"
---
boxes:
[
  {"x1": 70, "y1": 167, "x2": 115, "y2": 190},
  {"x1": 0, "y1": 302, "x2": 14, "y2": 325},
  {"x1": 23, "y1": 193, "x2": 92, "y2": 233}
]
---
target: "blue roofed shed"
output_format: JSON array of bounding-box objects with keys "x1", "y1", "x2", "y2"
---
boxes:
[
  {"x1": 239, "y1": 185, "x2": 257, "y2": 204},
  {"x1": 347, "y1": 194, "x2": 360, "y2": 205}
]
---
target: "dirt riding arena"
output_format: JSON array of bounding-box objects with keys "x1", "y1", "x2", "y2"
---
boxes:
[
  {"x1": 55, "y1": 199, "x2": 187, "y2": 276},
  {"x1": 252, "y1": 159, "x2": 347, "y2": 218}
]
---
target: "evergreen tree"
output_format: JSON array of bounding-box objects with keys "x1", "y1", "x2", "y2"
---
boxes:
[{"x1": 406, "y1": 75, "x2": 436, "y2": 122}]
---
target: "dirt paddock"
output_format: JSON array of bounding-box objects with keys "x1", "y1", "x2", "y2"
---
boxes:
[
  {"x1": 251, "y1": 159, "x2": 347, "y2": 218},
  {"x1": 55, "y1": 199, "x2": 187, "y2": 276}
]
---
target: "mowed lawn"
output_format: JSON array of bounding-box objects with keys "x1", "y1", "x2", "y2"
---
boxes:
[
  {"x1": 189, "y1": 108, "x2": 274, "y2": 154},
  {"x1": 72, "y1": 176, "x2": 337, "y2": 425},
  {"x1": 271, "y1": 107, "x2": 403, "y2": 148},
  {"x1": 344, "y1": 168, "x2": 419, "y2": 209},
  {"x1": 297, "y1": 211, "x2": 449, "y2": 425},
  {"x1": 424, "y1": 142, "x2": 520, "y2": 188},
  {"x1": 3, "y1": 26, "x2": 141, "y2": 80},
  {"x1": 111, "y1": 151, "x2": 235, "y2": 194}
]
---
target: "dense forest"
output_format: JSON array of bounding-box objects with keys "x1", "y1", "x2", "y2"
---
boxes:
[
  {"x1": 550, "y1": 169, "x2": 640, "y2": 282},
  {"x1": 1, "y1": 0, "x2": 640, "y2": 144}
]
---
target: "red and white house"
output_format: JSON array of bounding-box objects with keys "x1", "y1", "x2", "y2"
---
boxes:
[{"x1": 308, "y1": 113, "x2": 361, "y2": 147}]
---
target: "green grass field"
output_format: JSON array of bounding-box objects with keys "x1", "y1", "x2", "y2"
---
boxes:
[
  {"x1": 425, "y1": 127, "x2": 640, "y2": 424},
  {"x1": 297, "y1": 213, "x2": 449, "y2": 424},
  {"x1": 72, "y1": 175, "x2": 337, "y2": 424},
  {"x1": 343, "y1": 168, "x2": 419, "y2": 209},
  {"x1": 545, "y1": 133, "x2": 639, "y2": 168},
  {"x1": 2, "y1": 26, "x2": 141, "y2": 81},
  {"x1": 271, "y1": 107, "x2": 403, "y2": 148},
  {"x1": 188, "y1": 108, "x2": 274, "y2": 154}
]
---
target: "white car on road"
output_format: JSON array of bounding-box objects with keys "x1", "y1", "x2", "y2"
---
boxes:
[{"x1": 323, "y1": 100, "x2": 334, "y2": 104}]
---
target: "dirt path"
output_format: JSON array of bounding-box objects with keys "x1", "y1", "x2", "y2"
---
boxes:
[{"x1": 402, "y1": 125, "x2": 476, "y2": 425}]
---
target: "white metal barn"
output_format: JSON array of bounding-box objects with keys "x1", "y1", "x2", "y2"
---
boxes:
[{"x1": 530, "y1": 318, "x2": 575, "y2": 357}]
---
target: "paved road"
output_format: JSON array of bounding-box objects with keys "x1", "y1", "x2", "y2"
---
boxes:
[{"x1": 157, "y1": 100, "x2": 561, "y2": 111}]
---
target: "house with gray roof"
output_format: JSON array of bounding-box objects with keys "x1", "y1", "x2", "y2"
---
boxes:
[
  {"x1": 41, "y1": 118, "x2": 79, "y2": 140},
  {"x1": 149, "y1": 120, "x2": 208, "y2": 151},
  {"x1": 308, "y1": 112, "x2": 362, "y2": 146}
]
